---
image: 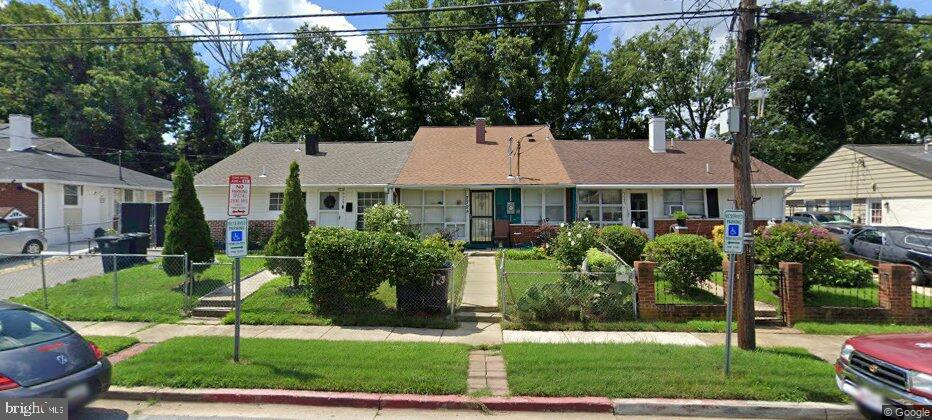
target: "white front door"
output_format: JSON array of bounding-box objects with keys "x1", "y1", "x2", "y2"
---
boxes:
[{"x1": 318, "y1": 191, "x2": 340, "y2": 227}]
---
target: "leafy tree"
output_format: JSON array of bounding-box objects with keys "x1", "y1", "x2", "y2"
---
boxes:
[
  {"x1": 755, "y1": 0, "x2": 931, "y2": 177},
  {"x1": 162, "y1": 158, "x2": 214, "y2": 276},
  {"x1": 264, "y1": 161, "x2": 308, "y2": 287}
]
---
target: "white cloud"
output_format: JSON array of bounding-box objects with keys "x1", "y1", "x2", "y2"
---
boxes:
[
  {"x1": 233, "y1": 0, "x2": 369, "y2": 56},
  {"x1": 595, "y1": 0, "x2": 746, "y2": 41},
  {"x1": 172, "y1": 0, "x2": 244, "y2": 41}
]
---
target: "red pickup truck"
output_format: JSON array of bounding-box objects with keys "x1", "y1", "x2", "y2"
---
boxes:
[{"x1": 835, "y1": 333, "x2": 932, "y2": 418}]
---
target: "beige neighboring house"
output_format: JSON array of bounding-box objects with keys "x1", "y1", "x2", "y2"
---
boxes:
[{"x1": 787, "y1": 144, "x2": 932, "y2": 229}]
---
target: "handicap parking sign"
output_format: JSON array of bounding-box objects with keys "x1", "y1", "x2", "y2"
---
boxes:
[
  {"x1": 722, "y1": 210, "x2": 745, "y2": 254},
  {"x1": 231, "y1": 230, "x2": 243, "y2": 242},
  {"x1": 225, "y1": 218, "x2": 248, "y2": 257},
  {"x1": 727, "y1": 224, "x2": 740, "y2": 237}
]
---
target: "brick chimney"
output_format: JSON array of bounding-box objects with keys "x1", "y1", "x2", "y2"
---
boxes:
[
  {"x1": 648, "y1": 116, "x2": 665, "y2": 153},
  {"x1": 475, "y1": 117, "x2": 486, "y2": 144},
  {"x1": 7, "y1": 114, "x2": 33, "y2": 151}
]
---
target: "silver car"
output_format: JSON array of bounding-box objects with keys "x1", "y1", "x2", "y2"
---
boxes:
[{"x1": 0, "y1": 219, "x2": 47, "y2": 254}]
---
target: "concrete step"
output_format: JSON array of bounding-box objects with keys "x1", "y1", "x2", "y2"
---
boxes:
[
  {"x1": 455, "y1": 311, "x2": 502, "y2": 323},
  {"x1": 467, "y1": 251, "x2": 497, "y2": 257},
  {"x1": 755, "y1": 309, "x2": 777, "y2": 318},
  {"x1": 460, "y1": 305, "x2": 500, "y2": 313},
  {"x1": 191, "y1": 307, "x2": 231, "y2": 318},
  {"x1": 196, "y1": 298, "x2": 234, "y2": 308},
  {"x1": 755, "y1": 316, "x2": 785, "y2": 327}
]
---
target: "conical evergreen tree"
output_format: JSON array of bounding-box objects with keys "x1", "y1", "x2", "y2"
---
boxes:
[
  {"x1": 264, "y1": 161, "x2": 309, "y2": 287},
  {"x1": 162, "y1": 158, "x2": 215, "y2": 275}
]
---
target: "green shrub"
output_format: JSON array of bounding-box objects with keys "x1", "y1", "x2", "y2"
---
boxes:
[
  {"x1": 363, "y1": 203, "x2": 418, "y2": 239},
  {"x1": 264, "y1": 161, "x2": 308, "y2": 287},
  {"x1": 162, "y1": 158, "x2": 214, "y2": 276},
  {"x1": 515, "y1": 273, "x2": 634, "y2": 322},
  {"x1": 499, "y1": 247, "x2": 548, "y2": 260},
  {"x1": 533, "y1": 223, "x2": 559, "y2": 254},
  {"x1": 756, "y1": 223, "x2": 843, "y2": 289},
  {"x1": 711, "y1": 225, "x2": 724, "y2": 250},
  {"x1": 600, "y1": 225, "x2": 647, "y2": 265},
  {"x1": 585, "y1": 248, "x2": 617, "y2": 273},
  {"x1": 553, "y1": 221, "x2": 599, "y2": 269},
  {"x1": 672, "y1": 210, "x2": 689, "y2": 221},
  {"x1": 642, "y1": 234, "x2": 720, "y2": 295},
  {"x1": 303, "y1": 228, "x2": 447, "y2": 308},
  {"x1": 818, "y1": 258, "x2": 874, "y2": 288}
]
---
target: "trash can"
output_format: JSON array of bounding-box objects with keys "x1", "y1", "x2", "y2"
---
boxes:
[
  {"x1": 95, "y1": 235, "x2": 133, "y2": 273},
  {"x1": 396, "y1": 262, "x2": 452, "y2": 314},
  {"x1": 125, "y1": 233, "x2": 150, "y2": 265}
]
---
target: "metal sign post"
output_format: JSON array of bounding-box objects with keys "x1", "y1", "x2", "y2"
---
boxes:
[
  {"x1": 226, "y1": 175, "x2": 250, "y2": 363},
  {"x1": 722, "y1": 209, "x2": 745, "y2": 376}
]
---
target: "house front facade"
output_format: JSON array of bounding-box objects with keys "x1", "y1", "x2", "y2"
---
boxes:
[
  {"x1": 787, "y1": 144, "x2": 932, "y2": 229},
  {"x1": 195, "y1": 118, "x2": 800, "y2": 247},
  {"x1": 0, "y1": 115, "x2": 173, "y2": 246}
]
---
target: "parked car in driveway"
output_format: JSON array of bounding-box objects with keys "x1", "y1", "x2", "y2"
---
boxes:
[
  {"x1": 845, "y1": 226, "x2": 932, "y2": 285},
  {"x1": 0, "y1": 218, "x2": 47, "y2": 254},
  {"x1": 836, "y1": 333, "x2": 932, "y2": 419},
  {"x1": 0, "y1": 301, "x2": 111, "y2": 407},
  {"x1": 789, "y1": 211, "x2": 860, "y2": 238}
]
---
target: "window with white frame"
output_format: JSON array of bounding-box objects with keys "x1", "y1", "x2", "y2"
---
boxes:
[
  {"x1": 663, "y1": 189, "x2": 705, "y2": 216},
  {"x1": 356, "y1": 191, "x2": 386, "y2": 229},
  {"x1": 869, "y1": 201, "x2": 883, "y2": 224},
  {"x1": 523, "y1": 188, "x2": 564, "y2": 224},
  {"x1": 123, "y1": 189, "x2": 134, "y2": 203},
  {"x1": 575, "y1": 189, "x2": 623, "y2": 226},
  {"x1": 269, "y1": 192, "x2": 306, "y2": 211},
  {"x1": 827, "y1": 200, "x2": 852, "y2": 217},
  {"x1": 401, "y1": 190, "x2": 467, "y2": 240},
  {"x1": 63, "y1": 185, "x2": 80, "y2": 206}
]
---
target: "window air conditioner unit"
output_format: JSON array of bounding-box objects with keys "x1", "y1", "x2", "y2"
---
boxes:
[{"x1": 667, "y1": 204, "x2": 685, "y2": 215}]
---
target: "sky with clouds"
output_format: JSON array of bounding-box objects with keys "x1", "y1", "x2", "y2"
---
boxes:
[{"x1": 7, "y1": 0, "x2": 930, "y2": 70}]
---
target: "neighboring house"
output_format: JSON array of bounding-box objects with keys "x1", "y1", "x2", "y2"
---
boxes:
[
  {"x1": 195, "y1": 117, "x2": 800, "y2": 246},
  {"x1": 787, "y1": 144, "x2": 932, "y2": 229},
  {"x1": 0, "y1": 115, "x2": 173, "y2": 246}
]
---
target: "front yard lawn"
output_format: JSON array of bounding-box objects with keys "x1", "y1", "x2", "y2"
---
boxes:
[
  {"x1": 503, "y1": 343, "x2": 843, "y2": 402},
  {"x1": 223, "y1": 276, "x2": 456, "y2": 329},
  {"x1": 653, "y1": 277, "x2": 722, "y2": 305},
  {"x1": 501, "y1": 258, "x2": 562, "y2": 302},
  {"x1": 12, "y1": 256, "x2": 266, "y2": 323},
  {"x1": 113, "y1": 336, "x2": 469, "y2": 394},
  {"x1": 806, "y1": 284, "x2": 931, "y2": 308},
  {"x1": 793, "y1": 322, "x2": 932, "y2": 335},
  {"x1": 84, "y1": 336, "x2": 139, "y2": 355},
  {"x1": 504, "y1": 320, "x2": 728, "y2": 332},
  {"x1": 711, "y1": 271, "x2": 782, "y2": 308}
]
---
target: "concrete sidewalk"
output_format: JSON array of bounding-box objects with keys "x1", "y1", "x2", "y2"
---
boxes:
[{"x1": 460, "y1": 255, "x2": 498, "y2": 310}]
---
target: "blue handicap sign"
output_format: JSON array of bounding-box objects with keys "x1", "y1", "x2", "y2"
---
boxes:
[
  {"x1": 727, "y1": 224, "x2": 740, "y2": 237},
  {"x1": 231, "y1": 230, "x2": 243, "y2": 242}
]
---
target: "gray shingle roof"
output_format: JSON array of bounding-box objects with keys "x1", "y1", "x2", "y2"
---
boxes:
[
  {"x1": 845, "y1": 144, "x2": 932, "y2": 180},
  {"x1": 0, "y1": 124, "x2": 84, "y2": 156},
  {"x1": 0, "y1": 148, "x2": 172, "y2": 189},
  {"x1": 194, "y1": 141, "x2": 414, "y2": 186}
]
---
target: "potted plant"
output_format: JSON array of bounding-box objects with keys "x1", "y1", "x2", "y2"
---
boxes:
[{"x1": 673, "y1": 210, "x2": 689, "y2": 227}]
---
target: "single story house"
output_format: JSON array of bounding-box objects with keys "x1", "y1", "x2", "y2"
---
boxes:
[
  {"x1": 194, "y1": 117, "x2": 800, "y2": 247},
  {"x1": 0, "y1": 115, "x2": 173, "y2": 246},
  {"x1": 787, "y1": 144, "x2": 932, "y2": 229}
]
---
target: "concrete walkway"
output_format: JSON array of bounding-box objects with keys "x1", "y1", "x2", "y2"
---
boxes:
[{"x1": 460, "y1": 255, "x2": 498, "y2": 310}]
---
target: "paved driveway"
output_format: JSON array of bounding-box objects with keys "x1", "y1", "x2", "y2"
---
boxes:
[{"x1": 0, "y1": 256, "x2": 103, "y2": 299}]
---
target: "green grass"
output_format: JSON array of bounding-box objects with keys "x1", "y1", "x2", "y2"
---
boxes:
[
  {"x1": 222, "y1": 277, "x2": 456, "y2": 328},
  {"x1": 793, "y1": 322, "x2": 932, "y2": 335},
  {"x1": 503, "y1": 343, "x2": 844, "y2": 402},
  {"x1": 12, "y1": 256, "x2": 266, "y2": 323},
  {"x1": 806, "y1": 283, "x2": 931, "y2": 308},
  {"x1": 113, "y1": 336, "x2": 469, "y2": 394},
  {"x1": 504, "y1": 320, "x2": 728, "y2": 332},
  {"x1": 711, "y1": 271, "x2": 782, "y2": 308},
  {"x1": 84, "y1": 336, "x2": 139, "y2": 355},
  {"x1": 502, "y1": 258, "x2": 562, "y2": 302},
  {"x1": 654, "y1": 278, "x2": 723, "y2": 305}
]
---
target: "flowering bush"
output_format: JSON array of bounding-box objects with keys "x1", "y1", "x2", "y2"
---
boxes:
[
  {"x1": 363, "y1": 203, "x2": 418, "y2": 239},
  {"x1": 755, "y1": 223, "x2": 843, "y2": 289},
  {"x1": 533, "y1": 223, "x2": 559, "y2": 254},
  {"x1": 552, "y1": 221, "x2": 599, "y2": 269},
  {"x1": 711, "y1": 225, "x2": 724, "y2": 250},
  {"x1": 600, "y1": 225, "x2": 648, "y2": 265},
  {"x1": 642, "y1": 234, "x2": 721, "y2": 294}
]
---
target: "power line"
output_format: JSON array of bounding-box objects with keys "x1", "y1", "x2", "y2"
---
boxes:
[
  {"x1": 0, "y1": 10, "x2": 738, "y2": 46},
  {"x1": 0, "y1": 0, "x2": 560, "y2": 30}
]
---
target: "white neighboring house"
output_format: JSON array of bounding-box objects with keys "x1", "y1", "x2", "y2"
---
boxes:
[
  {"x1": 0, "y1": 114, "x2": 173, "y2": 248},
  {"x1": 787, "y1": 144, "x2": 932, "y2": 229}
]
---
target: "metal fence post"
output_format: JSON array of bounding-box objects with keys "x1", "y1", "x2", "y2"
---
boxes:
[
  {"x1": 183, "y1": 252, "x2": 190, "y2": 297},
  {"x1": 112, "y1": 254, "x2": 119, "y2": 308},
  {"x1": 66, "y1": 225, "x2": 72, "y2": 256},
  {"x1": 40, "y1": 255, "x2": 49, "y2": 309}
]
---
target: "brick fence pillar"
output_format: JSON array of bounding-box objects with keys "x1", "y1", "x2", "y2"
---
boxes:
[
  {"x1": 878, "y1": 263, "x2": 913, "y2": 323},
  {"x1": 634, "y1": 261, "x2": 657, "y2": 320},
  {"x1": 779, "y1": 262, "x2": 805, "y2": 326}
]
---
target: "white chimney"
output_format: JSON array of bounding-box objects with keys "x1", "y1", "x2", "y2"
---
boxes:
[
  {"x1": 7, "y1": 114, "x2": 33, "y2": 151},
  {"x1": 648, "y1": 116, "x2": 666, "y2": 153},
  {"x1": 475, "y1": 117, "x2": 486, "y2": 144}
]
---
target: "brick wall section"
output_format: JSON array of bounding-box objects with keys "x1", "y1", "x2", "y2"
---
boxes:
[
  {"x1": 206, "y1": 219, "x2": 316, "y2": 243},
  {"x1": 0, "y1": 182, "x2": 42, "y2": 228},
  {"x1": 654, "y1": 219, "x2": 769, "y2": 238},
  {"x1": 779, "y1": 262, "x2": 805, "y2": 325},
  {"x1": 655, "y1": 304, "x2": 725, "y2": 321},
  {"x1": 509, "y1": 224, "x2": 537, "y2": 246},
  {"x1": 634, "y1": 261, "x2": 657, "y2": 319}
]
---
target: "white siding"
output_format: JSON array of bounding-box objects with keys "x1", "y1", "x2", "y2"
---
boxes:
[
  {"x1": 871, "y1": 198, "x2": 932, "y2": 230},
  {"x1": 792, "y1": 147, "x2": 932, "y2": 200},
  {"x1": 717, "y1": 186, "x2": 786, "y2": 221}
]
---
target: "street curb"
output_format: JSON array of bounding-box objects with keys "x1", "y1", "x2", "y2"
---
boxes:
[
  {"x1": 612, "y1": 398, "x2": 857, "y2": 419},
  {"x1": 103, "y1": 387, "x2": 613, "y2": 412}
]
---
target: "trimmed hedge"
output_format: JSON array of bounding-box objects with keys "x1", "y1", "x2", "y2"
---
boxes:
[
  {"x1": 585, "y1": 248, "x2": 617, "y2": 273},
  {"x1": 600, "y1": 225, "x2": 648, "y2": 265},
  {"x1": 642, "y1": 234, "x2": 720, "y2": 295}
]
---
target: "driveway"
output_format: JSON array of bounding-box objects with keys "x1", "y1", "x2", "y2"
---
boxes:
[{"x1": 0, "y1": 256, "x2": 103, "y2": 299}]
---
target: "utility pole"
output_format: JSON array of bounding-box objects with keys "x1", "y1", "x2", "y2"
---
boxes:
[{"x1": 732, "y1": 0, "x2": 758, "y2": 350}]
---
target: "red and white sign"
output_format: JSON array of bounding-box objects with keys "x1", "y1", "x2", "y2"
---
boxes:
[{"x1": 227, "y1": 175, "x2": 252, "y2": 216}]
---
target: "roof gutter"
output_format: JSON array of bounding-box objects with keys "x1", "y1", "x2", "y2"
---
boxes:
[
  {"x1": 19, "y1": 182, "x2": 44, "y2": 230},
  {"x1": 0, "y1": 178, "x2": 170, "y2": 191},
  {"x1": 575, "y1": 183, "x2": 804, "y2": 188}
]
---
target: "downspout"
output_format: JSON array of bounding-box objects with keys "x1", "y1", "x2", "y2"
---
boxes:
[{"x1": 20, "y1": 183, "x2": 44, "y2": 230}]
